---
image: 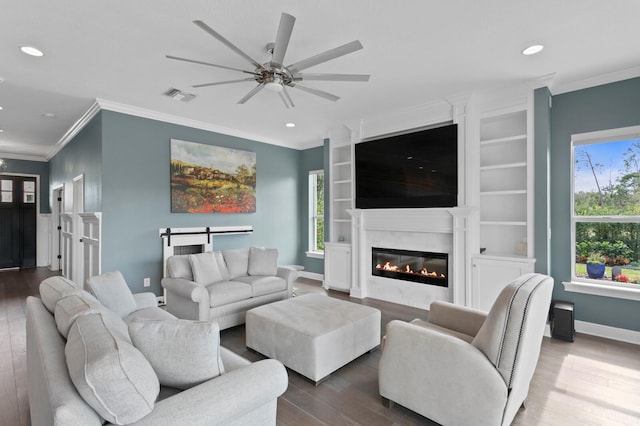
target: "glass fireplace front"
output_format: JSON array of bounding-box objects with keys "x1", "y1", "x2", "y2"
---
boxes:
[{"x1": 372, "y1": 247, "x2": 448, "y2": 287}]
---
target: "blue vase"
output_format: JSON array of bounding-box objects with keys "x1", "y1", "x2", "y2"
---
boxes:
[{"x1": 587, "y1": 263, "x2": 605, "y2": 279}]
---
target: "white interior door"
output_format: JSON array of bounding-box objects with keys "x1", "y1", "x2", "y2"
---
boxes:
[
  {"x1": 72, "y1": 175, "x2": 84, "y2": 286},
  {"x1": 50, "y1": 186, "x2": 63, "y2": 271}
]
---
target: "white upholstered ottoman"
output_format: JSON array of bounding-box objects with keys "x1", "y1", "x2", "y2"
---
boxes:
[{"x1": 246, "y1": 293, "x2": 381, "y2": 383}]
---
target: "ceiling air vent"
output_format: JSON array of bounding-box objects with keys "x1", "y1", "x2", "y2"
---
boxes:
[{"x1": 163, "y1": 88, "x2": 196, "y2": 102}]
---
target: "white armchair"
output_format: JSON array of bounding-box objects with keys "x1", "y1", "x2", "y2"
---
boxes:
[{"x1": 379, "y1": 273, "x2": 554, "y2": 426}]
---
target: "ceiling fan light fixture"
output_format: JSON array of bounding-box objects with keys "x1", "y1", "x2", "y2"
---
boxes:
[{"x1": 265, "y1": 81, "x2": 284, "y2": 92}]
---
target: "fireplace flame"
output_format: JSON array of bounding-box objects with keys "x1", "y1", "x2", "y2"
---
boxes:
[{"x1": 375, "y1": 262, "x2": 445, "y2": 280}]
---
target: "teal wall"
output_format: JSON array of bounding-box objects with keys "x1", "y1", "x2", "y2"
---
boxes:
[
  {"x1": 534, "y1": 87, "x2": 551, "y2": 274},
  {"x1": 299, "y1": 145, "x2": 325, "y2": 274},
  {"x1": 547, "y1": 77, "x2": 640, "y2": 331},
  {"x1": 49, "y1": 114, "x2": 103, "y2": 213},
  {"x1": 51, "y1": 110, "x2": 305, "y2": 294},
  {"x1": 0, "y1": 158, "x2": 50, "y2": 213}
]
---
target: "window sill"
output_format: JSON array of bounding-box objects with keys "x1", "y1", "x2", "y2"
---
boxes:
[
  {"x1": 306, "y1": 251, "x2": 324, "y2": 259},
  {"x1": 562, "y1": 280, "x2": 640, "y2": 302}
]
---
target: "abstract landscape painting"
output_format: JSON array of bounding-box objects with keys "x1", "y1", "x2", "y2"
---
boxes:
[{"x1": 170, "y1": 139, "x2": 256, "y2": 213}]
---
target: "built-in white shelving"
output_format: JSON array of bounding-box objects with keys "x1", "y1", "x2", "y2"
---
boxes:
[{"x1": 329, "y1": 144, "x2": 353, "y2": 242}]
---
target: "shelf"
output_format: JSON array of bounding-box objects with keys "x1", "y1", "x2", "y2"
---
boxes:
[
  {"x1": 333, "y1": 219, "x2": 351, "y2": 223},
  {"x1": 333, "y1": 161, "x2": 352, "y2": 167},
  {"x1": 480, "y1": 134, "x2": 526, "y2": 146},
  {"x1": 480, "y1": 162, "x2": 526, "y2": 171},
  {"x1": 334, "y1": 179, "x2": 352, "y2": 184},
  {"x1": 480, "y1": 221, "x2": 527, "y2": 226},
  {"x1": 480, "y1": 190, "x2": 527, "y2": 196},
  {"x1": 334, "y1": 198, "x2": 352, "y2": 202}
]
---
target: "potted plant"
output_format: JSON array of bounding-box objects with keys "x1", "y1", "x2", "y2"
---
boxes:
[{"x1": 586, "y1": 252, "x2": 606, "y2": 279}]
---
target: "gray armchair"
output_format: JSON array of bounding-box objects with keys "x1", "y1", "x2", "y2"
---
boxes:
[{"x1": 379, "y1": 273, "x2": 553, "y2": 426}]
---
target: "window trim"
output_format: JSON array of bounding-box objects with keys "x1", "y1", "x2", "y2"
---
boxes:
[
  {"x1": 308, "y1": 169, "x2": 324, "y2": 255},
  {"x1": 569, "y1": 125, "x2": 640, "y2": 300}
]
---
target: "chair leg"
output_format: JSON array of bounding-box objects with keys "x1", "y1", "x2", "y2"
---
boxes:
[
  {"x1": 381, "y1": 397, "x2": 394, "y2": 409},
  {"x1": 521, "y1": 400, "x2": 527, "y2": 410}
]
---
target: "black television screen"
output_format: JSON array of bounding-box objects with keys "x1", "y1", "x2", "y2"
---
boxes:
[{"x1": 355, "y1": 123, "x2": 458, "y2": 209}]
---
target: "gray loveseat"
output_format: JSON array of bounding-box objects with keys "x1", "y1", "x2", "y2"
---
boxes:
[
  {"x1": 161, "y1": 247, "x2": 296, "y2": 329},
  {"x1": 27, "y1": 274, "x2": 288, "y2": 426}
]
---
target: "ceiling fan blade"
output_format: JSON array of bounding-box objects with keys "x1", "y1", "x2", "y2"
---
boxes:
[
  {"x1": 193, "y1": 20, "x2": 267, "y2": 71},
  {"x1": 166, "y1": 55, "x2": 251, "y2": 74},
  {"x1": 192, "y1": 78, "x2": 255, "y2": 88},
  {"x1": 294, "y1": 73, "x2": 370, "y2": 82},
  {"x1": 237, "y1": 83, "x2": 265, "y2": 104},
  {"x1": 280, "y1": 86, "x2": 295, "y2": 108},
  {"x1": 271, "y1": 13, "x2": 296, "y2": 68},
  {"x1": 291, "y1": 83, "x2": 340, "y2": 102},
  {"x1": 286, "y1": 40, "x2": 363, "y2": 74}
]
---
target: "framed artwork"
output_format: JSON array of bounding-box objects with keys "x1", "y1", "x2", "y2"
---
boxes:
[{"x1": 170, "y1": 139, "x2": 256, "y2": 213}]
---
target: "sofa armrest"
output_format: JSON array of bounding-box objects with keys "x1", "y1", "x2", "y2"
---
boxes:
[
  {"x1": 133, "y1": 292, "x2": 158, "y2": 310},
  {"x1": 128, "y1": 359, "x2": 288, "y2": 426},
  {"x1": 161, "y1": 278, "x2": 209, "y2": 321},
  {"x1": 379, "y1": 320, "x2": 507, "y2": 425},
  {"x1": 277, "y1": 266, "x2": 297, "y2": 296},
  {"x1": 427, "y1": 301, "x2": 487, "y2": 337}
]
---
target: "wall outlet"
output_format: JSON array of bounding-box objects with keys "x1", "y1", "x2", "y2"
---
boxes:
[{"x1": 143, "y1": 277, "x2": 150, "y2": 287}]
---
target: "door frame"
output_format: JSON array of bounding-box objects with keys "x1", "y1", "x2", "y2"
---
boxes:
[
  {"x1": 51, "y1": 184, "x2": 64, "y2": 271},
  {"x1": 72, "y1": 175, "x2": 84, "y2": 286}
]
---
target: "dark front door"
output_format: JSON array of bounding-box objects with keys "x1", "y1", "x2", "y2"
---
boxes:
[{"x1": 0, "y1": 176, "x2": 37, "y2": 268}]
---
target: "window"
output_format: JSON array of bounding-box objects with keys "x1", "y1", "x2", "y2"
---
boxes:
[
  {"x1": 308, "y1": 170, "x2": 324, "y2": 254},
  {"x1": 571, "y1": 127, "x2": 640, "y2": 287}
]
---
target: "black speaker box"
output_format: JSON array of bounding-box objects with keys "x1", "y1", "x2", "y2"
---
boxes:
[{"x1": 550, "y1": 301, "x2": 575, "y2": 342}]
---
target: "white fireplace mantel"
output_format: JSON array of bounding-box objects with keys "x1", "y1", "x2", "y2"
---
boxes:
[{"x1": 348, "y1": 207, "x2": 473, "y2": 309}]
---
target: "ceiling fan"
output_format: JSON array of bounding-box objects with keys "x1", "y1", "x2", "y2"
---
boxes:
[{"x1": 166, "y1": 12, "x2": 370, "y2": 108}]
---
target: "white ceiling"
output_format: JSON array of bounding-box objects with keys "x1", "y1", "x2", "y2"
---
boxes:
[{"x1": 1, "y1": 0, "x2": 640, "y2": 160}]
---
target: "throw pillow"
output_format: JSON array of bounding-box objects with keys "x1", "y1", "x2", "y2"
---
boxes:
[
  {"x1": 66, "y1": 313, "x2": 159, "y2": 425},
  {"x1": 189, "y1": 252, "x2": 224, "y2": 285},
  {"x1": 86, "y1": 270, "x2": 137, "y2": 319},
  {"x1": 166, "y1": 255, "x2": 193, "y2": 280},
  {"x1": 54, "y1": 292, "x2": 131, "y2": 341},
  {"x1": 128, "y1": 318, "x2": 225, "y2": 389},
  {"x1": 213, "y1": 251, "x2": 230, "y2": 280},
  {"x1": 222, "y1": 248, "x2": 250, "y2": 279},
  {"x1": 248, "y1": 247, "x2": 278, "y2": 276},
  {"x1": 39, "y1": 276, "x2": 80, "y2": 313}
]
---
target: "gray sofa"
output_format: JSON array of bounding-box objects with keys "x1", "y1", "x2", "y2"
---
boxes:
[
  {"x1": 161, "y1": 247, "x2": 296, "y2": 329},
  {"x1": 27, "y1": 274, "x2": 288, "y2": 426}
]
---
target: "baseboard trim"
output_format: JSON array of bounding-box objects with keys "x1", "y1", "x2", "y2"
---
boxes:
[
  {"x1": 299, "y1": 271, "x2": 323, "y2": 281},
  {"x1": 544, "y1": 321, "x2": 640, "y2": 345}
]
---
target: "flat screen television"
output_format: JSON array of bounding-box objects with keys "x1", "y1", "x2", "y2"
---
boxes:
[{"x1": 355, "y1": 123, "x2": 458, "y2": 209}]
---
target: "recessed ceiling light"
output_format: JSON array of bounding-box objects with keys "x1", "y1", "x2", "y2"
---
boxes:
[
  {"x1": 522, "y1": 44, "x2": 544, "y2": 56},
  {"x1": 285, "y1": 123, "x2": 295, "y2": 128},
  {"x1": 42, "y1": 112, "x2": 56, "y2": 118},
  {"x1": 20, "y1": 46, "x2": 44, "y2": 57},
  {"x1": 0, "y1": 106, "x2": 3, "y2": 110}
]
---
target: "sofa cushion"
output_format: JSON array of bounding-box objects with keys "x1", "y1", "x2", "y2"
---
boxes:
[
  {"x1": 223, "y1": 248, "x2": 250, "y2": 279},
  {"x1": 128, "y1": 318, "x2": 225, "y2": 389},
  {"x1": 206, "y1": 281, "x2": 252, "y2": 307},
  {"x1": 234, "y1": 275, "x2": 287, "y2": 297},
  {"x1": 55, "y1": 293, "x2": 131, "y2": 342},
  {"x1": 39, "y1": 276, "x2": 80, "y2": 313},
  {"x1": 166, "y1": 255, "x2": 193, "y2": 281},
  {"x1": 189, "y1": 252, "x2": 224, "y2": 285},
  {"x1": 248, "y1": 247, "x2": 278, "y2": 276},
  {"x1": 86, "y1": 271, "x2": 137, "y2": 319},
  {"x1": 65, "y1": 312, "x2": 159, "y2": 425},
  {"x1": 214, "y1": 251, "x2": 231, "y2": 280}
]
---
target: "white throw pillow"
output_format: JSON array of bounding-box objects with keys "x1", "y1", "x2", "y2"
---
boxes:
[
  {"x1": 166, "y1": 255, "x2": 194, "y2": 280},
  {"x1": 39, "y1": 276, "x2": 80, "y2": 313},
  {"x1": 223, "y1": 248, "x2": 250, "y2": 279},
  {"x1": 248, "y1": 247, "x2": 278, "y2": 276},
  {"x1": 86, "y1": 270, "x2": 137, "y2": 319},
  {"x1": 66, "y1": 313, "x2": 159, "y2": 425},
  {"x1": 128, "y1": 318, "x2": 225, "y2": 389},
  {"x1": 189, "y1": 252, "x2": 224, "y2": 285},
  {"x1": 55, "y1": 292, "x2": 131, "y2": 341}
]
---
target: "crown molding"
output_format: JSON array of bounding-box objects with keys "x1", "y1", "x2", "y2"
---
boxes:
[
  {"x1": 0, "y1": 152, "x2": 48, "y2": 162},
  {"x1": 549, "y1": 65, "x2": 640, "y2": 95},
  {"x1": 46, "y1": 101, "x2": 102, "y2": 160},
  {"x1": 95, "y1": 99, "x2": 299, "y2": 149}
]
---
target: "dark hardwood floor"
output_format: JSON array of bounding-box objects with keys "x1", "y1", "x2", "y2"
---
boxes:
[{"x1": 1, "y1": 269, "x2": 639, "y2": 425}]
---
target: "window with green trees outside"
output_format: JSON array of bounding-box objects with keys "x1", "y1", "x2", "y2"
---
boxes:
[
  {"x1": 572, "y1": 130, "x2": 640, "y2": 285},
  {"x1": 309, "y1": 170, "x2": 324, "y2": 253}
]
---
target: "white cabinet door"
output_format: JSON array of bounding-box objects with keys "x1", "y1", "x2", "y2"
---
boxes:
[
  {"x1": 324, "y1": 242, "x2": 351, "y2": 292},
  {"x1": 472, "y1": 256, "x2": 535, "y2": 311}
]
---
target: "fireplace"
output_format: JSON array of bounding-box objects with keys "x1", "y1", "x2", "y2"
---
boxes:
[{"x1": 372, "y1": 247, "x2": 448, "y2": 287}]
